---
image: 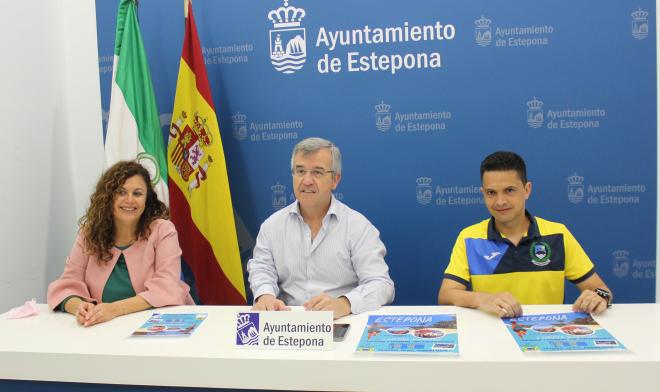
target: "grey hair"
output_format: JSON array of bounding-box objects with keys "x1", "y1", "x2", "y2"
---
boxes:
[{"x1": 290, "y1": 137, "x2": 342, "y2": 176}]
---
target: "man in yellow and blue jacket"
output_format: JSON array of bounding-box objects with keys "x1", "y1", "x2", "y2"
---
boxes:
[{"x1": 438, "y1": 151, "x2": 612, "y2": 317}]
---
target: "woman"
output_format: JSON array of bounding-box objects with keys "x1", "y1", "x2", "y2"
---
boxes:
[{"x1": 48, "y1": 161, "x2": 194, "y2": 327}]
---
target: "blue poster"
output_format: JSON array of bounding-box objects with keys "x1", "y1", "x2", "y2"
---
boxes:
[
  {"x1": 503, "y1": 312, "x2": 626, "y2": 352},
  {"x1": 131, "y1": 313, "x2": 207, "y2": 337},
  {"x1": 356, "y1": 314, "x2": 459, "y2": 354}
]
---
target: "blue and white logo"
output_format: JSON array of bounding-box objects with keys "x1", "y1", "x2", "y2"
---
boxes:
[
  {"x1": 484, "y1": 251, "x2": 501, "y2": 261},
  {"x1": 375, "y1": 101, "x2": 392, "y2": 132},
  {"x1": 612, "y1": 250, "x2": 630, "y2": 278},
  {"x1": 236, "y1": 313, "x2": 259, "y2": 345},
  {"x1": 271, "y1": 182, "x2": 288, "y2": 210},
  {"x1": 534, "y1": 244, "x2": 547, "y2": 259},
  {"x1": 268, "y1": 0, "x2": 306, "y2": 74},
  {"x1": 475, "y1": 16, "x2": 492, "y2": 47},
  {"x1": 416, "y1": 177, "x2": 433, "y2": 205},
  {"x1": 631, "y1": 9, "x2": 649, "y2": 40},
  {"x1": 232, "y1": 112, "x2": 248, "y2": 141},
  {"x1": 526, "y1": 97, "x2": 544, "y2": 128},
  {"x1": 567, "y1": 173, "x2": 584, "y2": 204}
]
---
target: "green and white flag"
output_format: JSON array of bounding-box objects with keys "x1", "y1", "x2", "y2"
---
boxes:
[{"x1": 105, "y1": 0, "x2": 168, "y2": 204}]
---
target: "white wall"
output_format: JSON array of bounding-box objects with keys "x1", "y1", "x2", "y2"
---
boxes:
[{"x1": 0, "y1": 0, "x2": 103, "y2": 312}]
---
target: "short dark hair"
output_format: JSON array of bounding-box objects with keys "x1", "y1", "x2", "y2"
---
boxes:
[{"x1": 480, "y1": 151, "x2": 528, "y2": 184}]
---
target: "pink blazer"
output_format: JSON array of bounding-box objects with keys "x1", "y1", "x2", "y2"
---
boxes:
[{"x1": 47, "y1": 219, "x2": 194, "y2": 309}]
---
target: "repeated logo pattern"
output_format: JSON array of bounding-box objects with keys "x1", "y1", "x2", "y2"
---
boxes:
[
  {"x1": 268, "y1": 0, "x2": 307, "y2": 74},
  {"x1": 526, "y1": 97, "x2": 544, "y2": 128},
  {"x1": 416, "y1": 177, "x2": 433, "y2": 205},
  {"x1": 631, "y1": 9, "x2": 649, "y2": 40},
  {"x1": 375, "y1": 101, "x2": 392, "y2": 132},
  {"x1": 232, "y1": 112, "x2": 248, "y2": 141},
  {"x1": 271, "y1": 182, "x2": 288, "y2": 210},
  {"x1": 475, "y1": 16, "x2": 492, "y2": 46},
  {"x1": 612, "y1": 250, "x2": 630, "y2": 278},
  {"x1": 567, "y1": 174, "x2": 585, "y2": 204}
]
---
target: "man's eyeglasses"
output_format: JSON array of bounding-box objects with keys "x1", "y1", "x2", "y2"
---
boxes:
[{"x1": 292, "y1": 167, "x2": 335, "y2": 179}]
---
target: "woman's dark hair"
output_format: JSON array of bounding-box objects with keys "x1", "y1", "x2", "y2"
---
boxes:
[{"x1": 79, "y1": 161, "x2": 168, "y2": 262}]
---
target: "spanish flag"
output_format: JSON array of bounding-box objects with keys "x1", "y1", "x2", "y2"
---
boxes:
[{"x1": 167, "y1": 0, "x2": 246, "y2": 304}]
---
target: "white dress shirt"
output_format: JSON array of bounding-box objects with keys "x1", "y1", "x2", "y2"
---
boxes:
[{"x1": 247, "y1": 196, "x2": 395, "y2": 314}]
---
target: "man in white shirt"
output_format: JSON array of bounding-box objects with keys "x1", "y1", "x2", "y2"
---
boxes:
[{"x1": 247, "y1": 137, "x2": 395, "y2": 319}]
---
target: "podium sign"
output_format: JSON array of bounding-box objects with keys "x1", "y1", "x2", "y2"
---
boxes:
[{"x1": 235, "y1": 311, "x2": 333, "y2": 350}]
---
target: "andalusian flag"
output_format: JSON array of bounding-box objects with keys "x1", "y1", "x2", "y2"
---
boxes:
[
  {"x1": 167, "y1": 0, "x2": 246, "y2": 304},
  {"x1": 105, "y1": 0, "x2": 168, "y2": 204}
]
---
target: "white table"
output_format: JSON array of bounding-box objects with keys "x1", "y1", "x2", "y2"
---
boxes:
[{"x1": 1, "y1": 304, "x2": 659, "y2": 391}]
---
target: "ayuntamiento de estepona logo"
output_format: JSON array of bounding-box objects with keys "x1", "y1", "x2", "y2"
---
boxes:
[{"x1": 268, "y1": 0, "x2": 307, "y2": 74}]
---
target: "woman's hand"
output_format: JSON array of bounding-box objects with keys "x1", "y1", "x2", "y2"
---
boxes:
[
  {"x1": 68, "y1": 296, "x2": 150, "y2": 327},
  {"x1": 63, "y1": 297, "x2": 95, "y2": 326},
  {"x1": 73, "y1": 301, "x2": 94, "y2": 325},
  {"x1": 80, "y1": 303, "x2": 120, "y2": 327}
]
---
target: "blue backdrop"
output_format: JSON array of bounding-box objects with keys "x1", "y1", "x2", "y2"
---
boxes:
[{"x1": 95, "y1": 0, "x2": 657, "y2": 304}]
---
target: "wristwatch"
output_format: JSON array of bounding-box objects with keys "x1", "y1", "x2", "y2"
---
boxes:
[{"x1": 595, "y1": 288, "x2": 612, "y2": 307}]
